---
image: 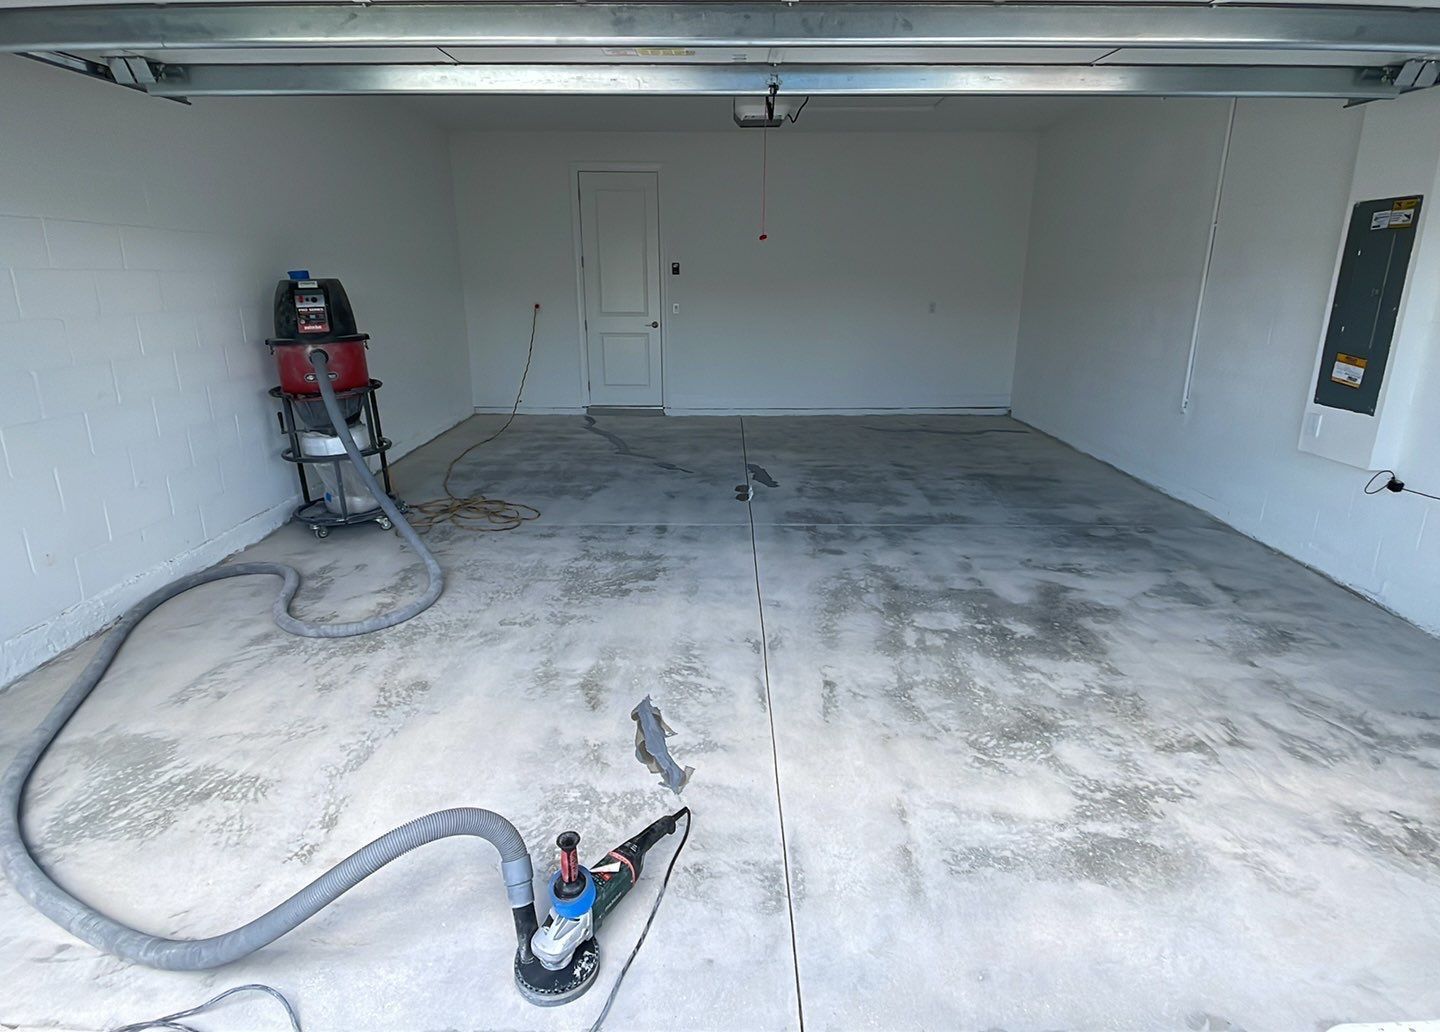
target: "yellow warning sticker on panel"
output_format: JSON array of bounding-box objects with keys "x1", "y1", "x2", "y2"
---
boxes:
[
  {"x1": 1371, "y1": 199, "x2": 1422, "y2": 230},
  {"x1": 1389, "y1": 197, "x2": 1420, "y2": 228},
  {"x1": 1331, "y1": 353, "x2": 1368, "y2": 388}
]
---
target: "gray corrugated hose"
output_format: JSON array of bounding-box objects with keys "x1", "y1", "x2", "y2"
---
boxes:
[
  {"x1": 0, "y1": 349, "x2": 536, "y2": 970},
  {"x1": 279, "y1": 349, "x2": 444, "y2": 637}
]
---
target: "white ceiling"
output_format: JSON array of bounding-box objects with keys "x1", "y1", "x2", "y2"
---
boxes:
[{"x1": 401, "y1": 94, "x2": 1091, "y2": 132}]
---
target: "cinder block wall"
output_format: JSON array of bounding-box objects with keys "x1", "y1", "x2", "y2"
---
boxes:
[
  {"x1": 3, "y1": 221, "x2": 262, "y2": 610},
  {"x1": 0, "y1": 56, "x2": 473, "y2": 685}
]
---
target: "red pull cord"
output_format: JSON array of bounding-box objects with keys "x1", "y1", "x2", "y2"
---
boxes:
[{"x1": 758, "y1": 126, "x2": 769, "y2": 242}]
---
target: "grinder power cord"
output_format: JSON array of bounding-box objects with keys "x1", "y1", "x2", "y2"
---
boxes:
[
  {"x1": 0, "y1": 344, "x2": 686, "y2": 1012},
  {"x1": 408, "y1": 302, "x2": 543, "y2": 534}
]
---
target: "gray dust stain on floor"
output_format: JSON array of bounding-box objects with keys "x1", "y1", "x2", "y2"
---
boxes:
[{"x1": 2, "y1": 413, "x2": 1438, "y2": 1031}]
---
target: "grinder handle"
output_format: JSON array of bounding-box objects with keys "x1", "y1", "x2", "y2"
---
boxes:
[
  {"x1": 589, "y1": 809, "x2": 687, "y2": 927},
  {"x1": 621, "y1": 809, "x2": 686, "y2": 859}
]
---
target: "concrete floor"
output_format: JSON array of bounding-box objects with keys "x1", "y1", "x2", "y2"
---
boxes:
[{"x1": 2, "y1": 414, "x2": 1439, "y2": 1032}]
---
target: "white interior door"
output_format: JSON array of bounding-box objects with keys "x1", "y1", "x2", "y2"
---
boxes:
[{"x1": 578, "y1": 171, "x2": 663, "y2": 407}]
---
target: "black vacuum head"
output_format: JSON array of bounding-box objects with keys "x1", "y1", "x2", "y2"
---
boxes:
[
  {"x1": 271, "y1": 277, "x2": 360, "y2": 343},
  {"x1": 513, "y1": 938, "x2": 600, "y2": 1007}
]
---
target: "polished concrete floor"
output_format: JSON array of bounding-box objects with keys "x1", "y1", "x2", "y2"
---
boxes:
[{"x1": 2, "y1": 414, "x2": 1439, "y2": 1032}]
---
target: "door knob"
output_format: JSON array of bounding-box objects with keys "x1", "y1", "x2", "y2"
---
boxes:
[{"x1": 649, "y1": 321, "x2": 660, "y2": 328}]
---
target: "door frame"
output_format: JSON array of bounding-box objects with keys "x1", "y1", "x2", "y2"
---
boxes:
[{"x1": 570, "y1": 162, "x2": 666, "y2": 408}]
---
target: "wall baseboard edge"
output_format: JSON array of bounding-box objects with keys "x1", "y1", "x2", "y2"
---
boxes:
[
  {"x1": 472, "y1": 405, "x2": 1014, "y2": 417},
  {"x1": 1, "y1": 495, "x2": 298, "y2": 690},
  {"x1": 1010, "y1": 415, "x2": 1439, "y2": 640},
  {"x1": 2, "y1": 405, "x2": 479, "y2": 689},
  {"x1": 473, "y1": 405, "x2": 588, "y2": 415},
  {"x1": 667, "y1": 406, "x2": 1013, "y2": 417}
]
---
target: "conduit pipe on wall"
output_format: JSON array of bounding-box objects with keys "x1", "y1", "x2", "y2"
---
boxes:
[{"x1": 1182, "y1": 97, "x2": 1238, "y2": 414}]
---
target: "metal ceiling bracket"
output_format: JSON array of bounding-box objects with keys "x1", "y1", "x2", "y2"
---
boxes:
[
  {"x1": 1395, "y1": 59, "x2": 1426, "y2": 89},
  {"x1": 106, "y1": 55, "x2": 156, "y2": 85},
  {"x1": 21, "y1": 49, "x2": 186, "y2": 102},
  {"x1": 105, "y1": 54, "x2": 136, "y2": 84},
  {"x1": 5, "y1": 3, "x2": 1440, "y2": 56},
  {"x1": 144, "y1": 62, "x2": 1403, "y2": 100}
]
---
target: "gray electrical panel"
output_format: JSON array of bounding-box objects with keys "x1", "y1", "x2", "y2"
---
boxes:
[{"x1": 1314, "y1": 195, "x2": 1422, "y2": 416}]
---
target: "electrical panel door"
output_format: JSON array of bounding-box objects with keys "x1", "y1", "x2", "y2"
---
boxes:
[{"x1": 1314, "y1": 195, "x2": 1422, "y2": 416}]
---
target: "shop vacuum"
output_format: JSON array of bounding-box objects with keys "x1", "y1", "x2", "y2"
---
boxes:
[
  {"x1": 0, "y1": 274, "x2": 688, "y2": 1013},
  {"x1": 267, "y1": 274, "x2": 401, "y2": 538}
]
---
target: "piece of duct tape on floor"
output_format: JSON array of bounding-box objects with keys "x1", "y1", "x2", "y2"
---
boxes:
[{"x1": 632, "y1": 695, "x2": 694, "y2": 794}]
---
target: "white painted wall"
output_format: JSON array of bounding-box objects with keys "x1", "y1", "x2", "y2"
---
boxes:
[
  {"x1": 1298, "y1": 92, "x2": 1440, "y2": 472},
  {"x1": 1013, "y1": 96, "x2": 1440, "y2": 634},
  {"x1": 6, "y1": 61, "x2": 1435, "y2": 687},
  {"x1": 0, "y1": 55, "x2": 472, "y2": 685},
  {"x1": 452, "y1": 131, "x2": 1037, "y2": 413}
]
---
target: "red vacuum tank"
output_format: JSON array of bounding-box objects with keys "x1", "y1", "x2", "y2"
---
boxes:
[
  {"x1": 266, "y1": 276, "x2": 371, "y2": 394},
  {"x1": 271, "y1": 338, "x2": 370, "y2": 394}
]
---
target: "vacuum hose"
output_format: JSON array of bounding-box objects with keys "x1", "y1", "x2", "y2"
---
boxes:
[
  {"x1": 280, "y1": 349, "x2": 444, "y2": 637},
  {"x1": 0, "y1": 349, "x2": 537, "y2": 970}
]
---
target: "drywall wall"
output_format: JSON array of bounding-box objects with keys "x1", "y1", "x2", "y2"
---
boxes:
[
  {"x1": 0, "y1": 55, "x2": 472, "y2": 685},
  {"x1": 1013, "y1": 95, "x2": 1440, "y2": 634},
  {"x1": 452, "y1": 130, "x2": 1037, "y2": 413}
]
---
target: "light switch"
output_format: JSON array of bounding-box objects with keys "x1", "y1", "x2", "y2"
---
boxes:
[{"x1": 672, "y1": 302, "x2": 680, "y2": 314}]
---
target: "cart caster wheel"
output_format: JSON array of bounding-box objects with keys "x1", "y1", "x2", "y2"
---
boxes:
[
  {"x1": 376, "y1": 517, "x2": 394, "y2": 531},
  {"x1": 312, "y1": 526, "x2": 330, "y2": 539}
]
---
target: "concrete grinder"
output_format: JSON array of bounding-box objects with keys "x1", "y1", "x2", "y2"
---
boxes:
[{"x1": 514, "y1": 810, "x2": 688, "y2": 1006}]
